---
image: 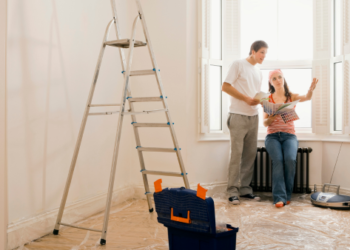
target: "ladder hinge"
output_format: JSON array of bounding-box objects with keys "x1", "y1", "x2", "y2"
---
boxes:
[{"x1": 138, "y1": 12, "x2": 142, "y2": 19}]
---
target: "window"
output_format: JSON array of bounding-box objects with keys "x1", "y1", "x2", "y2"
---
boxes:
[
  {"x1": 333, "y1": 0, "x2": 343, "y2": 132},
  {"x1": 209, "y1": 66, "x2": 222, "y2": 130},
  {"x1": 241, "y1": 0, "x2": 313, "y2": 129},
  {"x1": 200, "y1": 0, "x2": 349, "y2": 137},
  {"x1": 334, "y1": 62, "x2": 343, "y2": 131},
  {"x1": 208, "y1": 0, "x2": 223, "y2": 131},
  {"x1": 259, "y1": 69, "x2": 312, "y2": 128},
  {"x1": 241, "y1": 0, "x2": 313, "y2": 61},
  {"x1": 202, "y1": 0, "x2": 314, "y2": 134},
  {"x1": 334, "y1": 0, "x2": 342, "y2": 57}
]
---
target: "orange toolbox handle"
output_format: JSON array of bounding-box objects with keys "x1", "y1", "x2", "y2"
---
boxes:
[{"x1": 170, "y1": 208, "x2": 191, "y2": 224}]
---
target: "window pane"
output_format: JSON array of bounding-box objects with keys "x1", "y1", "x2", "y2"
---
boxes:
[
  {"x1": 209, "y1": 65, "x2": 222, "y2": 131},
  {"x1": 334, "y1": 0, "x2": 342, "y2": 56},
  {"x1": 241, "y1": 0, "x2": 313, "y2": 60},
  {"x1": 334, "y1": 62, "x2": 343, "y2": 131},
  {"x1": 278, "y1": 0, "x2": 313, "y2": 60},
  {"x1": 210, "y1": 0, "x2": 222, "y2": 60},
  {"x1": 241, "y1": 0, "x2": 278, "y2": 60},
  {"x1": 259, "y1": 69, "x2": 312, "y2": 128}
]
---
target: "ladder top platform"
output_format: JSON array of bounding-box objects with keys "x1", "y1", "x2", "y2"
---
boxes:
[{"x1": 105, "y1": 39, "x2": 147, "y2": 48}]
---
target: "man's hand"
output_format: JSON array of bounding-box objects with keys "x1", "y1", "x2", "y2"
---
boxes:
[{"x1": 244, "y1": 96, "x2": 260, "y2": 106}]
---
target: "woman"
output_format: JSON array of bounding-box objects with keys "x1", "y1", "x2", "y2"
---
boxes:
[{"x1": 263, "y1": 69, "x2": 318, "y2": 208}]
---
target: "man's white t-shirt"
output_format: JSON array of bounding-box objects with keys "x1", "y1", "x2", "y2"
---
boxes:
[{"x1": 224, "y1": 59, "x2": 262, "y2": 116}]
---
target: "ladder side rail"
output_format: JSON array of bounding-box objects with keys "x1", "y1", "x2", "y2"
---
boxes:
[
  {"x1": 109, "y1": 1, "x2": 153, "y2": 211},
  {"x1": 128, "y1": 99, "x2": 154, "y2": 211},
  {"x1": 54, "y1": 20, "x2": 115, "y2": 233},
  {"x1": 110, "y1": 0, "x2": 127, "y2": 70},
  {"x1": 135, "y1": 0, "x2": 190, "y2": 188},
  {"x1": 125, "y1": 82, "x2": 153, "y2": 211},
  {"x1": 100, "y1": 15, "x2": 140, "y2": 244}
]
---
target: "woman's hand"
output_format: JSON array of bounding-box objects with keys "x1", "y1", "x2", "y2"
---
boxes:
[
  {"x1": 309, "y1": 78, "x2": 318, "y2": 92},
  {"x1": 305, "y1": 78, "x2": 318, "y2": 100},
  {"x1": 263, "y1": 114, "x2": 278, "y2": 127},
  {"x1": 268, "y1": 114, "x2": 278, "y2": 122},
  {"x1": 292, "y1": 78, "x2": 319, "y2": 102}
]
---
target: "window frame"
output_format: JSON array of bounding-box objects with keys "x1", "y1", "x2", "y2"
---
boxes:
[
  {"x1": 331, "y1": 0, "x2": 344, "y2": 134},
  {"x1": 201, "y1": 0, "x2": 314, "y2": 138},
  {"x1": 198, "y1": 0, "x2": 350, "y2": 140},
  {"x1": 258, "y1": 61, "x2": 313, "y2": 134}
]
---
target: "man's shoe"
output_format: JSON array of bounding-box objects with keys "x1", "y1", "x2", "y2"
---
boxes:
[
  {"x1": 240, "y1": 194, "x2": 261, "y2": 201},
  {"x1": 286, "y1": 201, "x2": 291, "y2": 205},
  {"x1": 228, "y1": 196, "x2": 240, "y2": 205}
]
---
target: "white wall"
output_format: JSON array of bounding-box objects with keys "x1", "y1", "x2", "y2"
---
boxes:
[
  {"x1": 6, "y1": 0, "x2": 134, "y2": 233},
  {"x1": 5, "y1": 0, "x2": 350, "y2": 248},
  {"x1": 322, "y1": 142, "x2": 350, "y2": 190},
  {"x1": 1, "y1": 0, "x2": 8, "y2": 249}
]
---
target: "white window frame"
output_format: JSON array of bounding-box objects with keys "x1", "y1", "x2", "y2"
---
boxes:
[
  {"x1": 258, "y1": 60, "x2": 313, "y2": 136},
  {"x1": 198, "y1": 0, "x2": 350, "y2": 141},
  {"x1": 330, "y1": 0, "x2": 345, "y2": 134},
  {"x1": 199, "y1": 0, "x2": 315, "y2": 140}
]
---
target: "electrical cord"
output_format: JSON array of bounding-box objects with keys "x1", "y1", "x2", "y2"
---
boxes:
[{"x1": 328, "y1": 142, "x2": 343, "y2": 192}]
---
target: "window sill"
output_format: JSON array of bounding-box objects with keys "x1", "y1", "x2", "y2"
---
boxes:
[
  {"x1": 198, "y1": 131, "x2": 350, "y2": 143},
  {"x1": 198, "y1": 132, "x2": 230, "y2": 142}
]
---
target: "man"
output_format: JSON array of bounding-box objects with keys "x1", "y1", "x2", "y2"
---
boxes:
[{"x1": 222, "y1": 40, "x2": 268, "y2": 204}]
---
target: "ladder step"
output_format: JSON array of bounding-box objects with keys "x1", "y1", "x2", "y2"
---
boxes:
[
  {"x1": 128, "y1": 97, "x2": 162, "y2": 102},
  {"x1": 105, "y1": 39, "x2": 147, "y2": 48},
  {"x1": 124, "y1": 109, "x2": 167, "y2": 116},
  {"x1": 60, "y1": 223, "x2": 102, "y2": 232},
  {"x1": 124, "y1": 70, "x2": 156, "y2": 76},
  {"x1": 141, "y1": 170, "x2": 183, "y2": 177},
  {"x1": 137, "y1": 147, "x2": 175, "y2": 152},
  {"x1": 133, "y1": 123, "x2": 169, "y2": 127},
  {"x1": 89, "y1": 104, "x2": 121, "y2": 107},
  {"x1": 89, "y1": 111, "x2": 119, "y2": 116}
]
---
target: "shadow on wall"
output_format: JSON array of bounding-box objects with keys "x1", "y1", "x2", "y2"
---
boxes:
[{"x1": 8, "y1": 0, "x2": 75, "y2": 220}]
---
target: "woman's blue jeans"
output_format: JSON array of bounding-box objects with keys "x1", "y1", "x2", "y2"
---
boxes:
[{"x1": 265, "y1": 132, "x2": 298, "y2": 204}]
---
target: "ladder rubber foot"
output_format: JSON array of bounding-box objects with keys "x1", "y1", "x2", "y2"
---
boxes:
[
  {"x1": 53, "y1": 229, "x2": 59, "y2": 235},
  {"x1": 100, "y1": 239, "x2": 106, "y2": 245},
  {"x1": 149, "y1": 208, "x2": 154, "y2": 213}
]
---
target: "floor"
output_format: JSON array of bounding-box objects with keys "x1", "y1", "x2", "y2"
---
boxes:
[{"x1": 21, "y1": 192, "x2": 350, "y2": 250}]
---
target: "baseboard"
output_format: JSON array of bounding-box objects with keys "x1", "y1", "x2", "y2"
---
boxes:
[{"x1": 7, "y1": 185, "x2": 135, "y2": 250}]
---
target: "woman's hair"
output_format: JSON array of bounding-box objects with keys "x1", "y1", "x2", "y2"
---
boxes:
[
  {"x1": 249, "y1": 40, "x2": 268, "y2": 55},
  {"x1": 269, "y1": 78, "x2": 292, "y2": 102}
]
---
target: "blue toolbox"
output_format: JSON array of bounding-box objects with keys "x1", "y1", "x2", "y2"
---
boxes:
[{"x1": 153, "y1": 180, "x2": 239, "y2": 250}]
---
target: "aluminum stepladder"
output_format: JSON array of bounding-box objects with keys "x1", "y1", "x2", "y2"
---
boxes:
[{"x1": 52, "y1": 0, "x2": 190, "y2": 245}]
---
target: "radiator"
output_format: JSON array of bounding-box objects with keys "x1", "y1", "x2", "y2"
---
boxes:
[{"x1": 250, "y1": 147, "x2": 312, "y2": 194}]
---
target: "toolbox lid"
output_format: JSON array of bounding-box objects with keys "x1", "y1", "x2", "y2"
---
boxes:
[{"x1": 153, "y1": 187, "x2": 216, "y2": 234}]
